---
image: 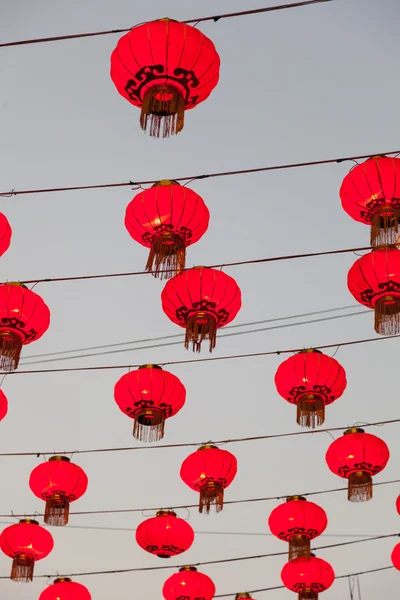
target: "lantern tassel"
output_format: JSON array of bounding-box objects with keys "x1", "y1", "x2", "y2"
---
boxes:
[
  {"x1": 185, "y1": 313, "x2": 217, "y2": 353},
  {"x1": 44, "y1": 494, "x2": 70, "y2": 526},
  {"x1": 348, "y1": 471, "x2": 373, "y2": 502},
  {"x1": 199, "y1": 482, "x2": 224, "y2": 514},
  {"x1": 289, "y1": 534, "x2": 311, "y2": 562},
  {"x1": 374, "y1": 296, "x2": 400, "y2": 335},
  {"x1": 371, "y1": 209, "x2": 400, "y2": 248},
  {"x1": 134, "y1": 408, "x2": 165, "y2": 442},
  {"x1": 140, "y1": 85, "x2": 185, "y2": 138},
  {"x1": 299, "y1": 591, "x2": 318, "y2": 600},
  {"x1": 297, "y1": 396, "x2": 325, "y2": 428},
  {"x1": 146, "y1": 233, "x2": 186, "y2": 279},
  {"x1": 0, "y1": 330, "x2": 23, "y2": 371},
  {"x1": 11, "y1": 554, "x2": 35, "y2": 582}
]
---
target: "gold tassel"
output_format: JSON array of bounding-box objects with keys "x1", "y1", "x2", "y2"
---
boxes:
[
  {"x1": 374, "y1": 296, "x2": 400, "y2": 335},
  {"x1": 299, "y1": 591, "x2": 318, "y2": 600},
  {"x1": 348, "y1": 471, "x2": 372, "y2": 502},
  {"x1": 140, "y1": 85, "x2": 185, "y2": 138},
  {"x1": 185, "y1": 313, "x2": 217, "y2": 353},
  {"x1": 0, "y1": 330, "x2": 23, "y2": 371},
  {"x1": 44, "y1": 494, "x2": 70, "y2": 526},
  {"x1": 146, "y1": 233, "x2": 186, "y2": 279},
  {"x1": 371, "y1": 209, "x2": 400, "y2": 248},
  {"x1": 133, "y1": 408, "x2": 165, "y2": 442},
  {"x1": 199, "y1": 482, "x2": 224, "y2": 514},
  {"x1": 11, "y1": 555, "x2": 35, "y2": 582},
  {"x1": 296, "y1": 395, "x2": 325, "y2": 429},
  {"x1": 289, "y1": 534, "x2": 311, "y2": 562}
]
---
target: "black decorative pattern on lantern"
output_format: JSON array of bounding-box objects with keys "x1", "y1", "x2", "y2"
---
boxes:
[
  {"x1": 146, "y1": 544, "x2": 184, "y2": 555},
  {"x1": 338, "y1": 462, "x2": 383, "y2": 477},
  {"x1": 288, "y1": 384, "x2": 335, "y2": 405},
  {"x1": 40, "y1": 489, "x2": 77, "y2": 501},
  {"x1": 125, "y1": 65, "x2": 200, "y2": 105},
  {"x1": 176, "y1": 300, "x2": 230, "y2": 327},
  {"x1": 15, "y1": 550, "x2": 35, "y2": 561},
  {"x1": 142, "y1": 223, "x2": 192, "y2": 244},
  {"x1": 360, "y1": 198, "x2": 400, "y2": 222},
  {"x1": 278, "y1": 527, "x2": 318, "y2": 542},
  {"x1": 0, "y1": 318, "x2": 37, "y2": 342},
  {"x1": 360, "y1": 280, "x2": 400, "y2": 305},
  {"x1": 293, "y1": 583, "x2": 327, "y2": 593},
  {"x1": 124, "y1": 399, "x2": 173, "y2": 418}
]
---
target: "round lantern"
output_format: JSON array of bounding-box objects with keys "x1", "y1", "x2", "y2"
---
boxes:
[
  {"x1": 281, "y1": 554, "x2": 335, "y2": 600},
  {"x1": 392, "y1": 543, "x2": 400, "y2": 570},
  {"x1": 340, "y1": 156, "x2": 400, "y2": 248},
  {"x1": 163, "y1": 566, "x2": 215, "y2": 600},
  {"x1": 180, "y1": 445, "x2": 237, "y2": 514},
  {"x1": 325, "y1": 427, "x2": 389, "y2": 502},
  {"x1": 114, "y1": 365, "x2": 186, "y2": 442},
  {"x1": 0, "y1": 389, "x2": 8, "y2": 421},
  {"x1": 0, "y1": 519, "x2": 53, "y2": 582},
  {"x1": 125, "y1": 180, "x2": 210, "y2": 278},
  {"x1": 274, "y1": 349, "x2": 347, "y2": 428},
  {"x1": 110, "y1": 18, "x2": 220, "y2": 138},
  {"x1": 39, "y1": 578, "x2": 91, "y2": 600},
  {"x1": 0, "y1": 213, "x2": 11, "y2": 257},
  {"x1": 161, "y1": 266, "x2": 242, "y2": 353},
  {"x1": 0, "y1": 282, "x2": 50, "y2": 371},
  {"x1": 268, "y1": 496, "x2": 327, "y2": 561},
  {"x1": 29, "y1": 456, "x2": 88, "y2": 526},
  {"x1": 136, "y1": 510, "x2": 194, "y2": 558},
  {"x1": 348, "y1": 246, "x2": 400, "y2": 335},
  {"x1": 396, "y1": 495, "x2": 400, "y2": 515}
]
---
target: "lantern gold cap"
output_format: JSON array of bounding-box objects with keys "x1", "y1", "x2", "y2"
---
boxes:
[
  {"x1": 49, "y1": 455, "x2": 71, "y2": 462},
  {"x1": 179, "y1": 566, "x2": 197, "y2": 572},
  {"x1": 3, "y1": 282, "x2": 27, "y2": 288},
  {"x1": 298, "y1": 348, "x2": 321, "y2": 354},
  {"x1": 198, "y1": 444, "x2": 218, "y2": 451},
  {"x1": 344, "y1": 427, "x2": 365, "y2": 435},
  {"x1": 19, "y1": 519, "x2": 39, "y2": 525},
  {"x1": 236, "y1": 594, "x2": 252, "y2": 599},
  {"x1": 54, "y1": 577, "x2": 72, "y2": 584},
  {"x1": 139, "y1": 364, "x2": 162, "y2": 370},
  {"x1": 287, "y1": 495, "x2": 306, "y2": 502},
  {"x1": 156, "y1": 510, "x2": 177, "y2": 518},
  {"x1": 152, "y1": 179, "x2": 180, "y2": 187}
]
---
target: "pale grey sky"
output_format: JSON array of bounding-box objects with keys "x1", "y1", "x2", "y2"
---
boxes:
[{"x1": 1, "y1": 1, "x2": 400, "y2": 599}]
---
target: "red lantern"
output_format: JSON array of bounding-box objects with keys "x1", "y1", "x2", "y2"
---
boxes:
[
  {"x1": 0, "y1": 282, "x2": 50, "y2": 371},
  {"x1": 268, "y1": 496, "x2": 327, "y2": 561},
  {"x1": 180, "y1": 445, "x2": 237, "y2": 514},
  {"x1": 136, "y1": 510, "x2": 194, "y2": 558},
  {"x1": 125, "y1": 180, "x2": 210, "y2": 278},
  {"x1": 29, "y1": 456, "x2": 88, "y2": 526},
  {"x1": 325, "y1": 427, "x2": 389, "y2": 502},
  {"x1": 0, "y1": 389, "x2": 8, "y2": 421},
  {"x1": 163, "y1": 566, "x2": 215, "y2": 600},
  {"x1": 274, "y1": 349, "x2": 347, "y2": 428},
  {"x1": 0, "y1": 519, "x2": 53, "y2": 582},
  {"x1": 340, "y1": 156, "x2": 400, "y2": 247},
  {"x1": 281, "y1": 554, "x2": 335, "y2": 600},
  {"x1": 392, "y1": 543, "x2": 400, "y2": 570},
  {"x1": 161, "y1": 266, "x2": 242, "y2": 352},
  {"x1": 0, "y1": 213, "x2": 11, "y2": 257},
  {"x1": 396, "y1": 495, "x2": 400, "y2": 515},
  {"x1": 114, "y1": 365, "x2": 185, "y2": 442},
  {"x1": 110, "y1": 19, "x2": 220, "y2": 138},
  {"x1": 348, "y1": 246, "x2": 400, "y2": 335},
  {"x1": 39, "y1": 578, "x2": 91, "y2": 600}
]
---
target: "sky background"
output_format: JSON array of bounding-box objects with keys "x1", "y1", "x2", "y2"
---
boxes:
[{"x1": 0, "y1": 0, "x2": 399, "y2": 599}]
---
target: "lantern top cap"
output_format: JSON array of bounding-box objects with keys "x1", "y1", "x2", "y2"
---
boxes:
[
  {"x1": 179, "y1": 566, "x2": 197, "y2": 572},
  {"x1": 139, "y1": 364, "x2": 163, "y2": 370},
  {"x1": 198, "y1": 444, "x2": 218, "y2": 451},
  {"x1": 49, "y1": 455, "x2": 71, "y2": 463},
  {"x1": 156, "y1": 509, "x2": 177, "y2": 518},
  {"x1": 286, "y1": 495, "x2": 306, "y2": 502},
  {"x1": 344, "y1": 427, "x2": 365, "y2": 435},
  {"x1": 2, "y1": 281, "x2": 27, "y2": 288},
  {"x1": 54, "y1": 577, "x2": 72, "y2": 584},
  {"x1": 19, "y1": 519, "x2": 39, "y2": 525},
  {"x1": 156, "y1": 17, "x2": 178, "y2": 22},
  {"x1": 152, "y1": 179, "x2": 180, "y2": 188},
  {"x1": 236, "y1": 594, "x2": 252, "y2": 599},
  {"x1": 298, "y1": 348, "x2": 321, "y2": 354}
]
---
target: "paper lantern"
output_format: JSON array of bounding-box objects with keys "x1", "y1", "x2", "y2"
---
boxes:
[
  {"x1": 325, "y1": 428, "x2": 389, "y2": 502},
  {"x1": 0, "y1": 519, "x2": 53, "y2": 582},
  {"x1": 111, "y1": 19, "x2": 220, "y2": 137},
  {"x1": 161, "y1": 266, "x2": 242, "y2": 352},
  {"x1": 114, "y1": 365, "x2": 186, "y2": 442},
  {"x1": 392, "y1": 543, "x2": 400, "y2": 570},
  {"x1": 274, "y1": 349, "x2": 347, "y2": 428},
  {"x1": 39, "y1": 578, "x2": 91, "y2": 600},
  {"x1": 268, "y1": 496, "x2": 327, "y2": 561},
  {"x1": 0, "y1": 389, "x2": 8, "y2": 421},
  {"x1": 136, "y1": 510, "x2": 194, "y2": 558},
  {"x1": 0, "y1": 213, "x2": 11, "y2": 257},
  {"x1": 163, "y1": 567, "x2": 215, "y2": 600},
  {"x1": 29, "y1": 456, "x2": 88, "y2": 526},
  {"x1": 281, "y1": 554, "x2": 335, "y2": 600},
  {"x1": 0, "y1": 282, "x2": 50, "y2": 370}
]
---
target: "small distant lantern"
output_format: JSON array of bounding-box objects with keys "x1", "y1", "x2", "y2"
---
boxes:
[
  {"x1": 39, "y1": 578, "x2": 91, "y2": 600},
  {"x1": 163, "y1": 567, "x2": 215, "y2": 600},
  {"x1": 281, "y1": 554, "x2": 335, "y2": 600},
  {"x1": 136, "y1": 510, "x2": 194, "y2": 558}
]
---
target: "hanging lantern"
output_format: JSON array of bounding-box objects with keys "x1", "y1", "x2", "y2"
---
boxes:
[
  {"x1": 396, "y1": 495, "x2": 400, "y2": 515},
  {"x1": 281, "y1": 554, "x2": 335, "y2": 600},
  {"x1": 268, "y1": 496, "x2": 327, "y2": 561},
  {"x1": 0, "y1": 282, "x2": 50, "y2": 371},
  {"x1": 0, "y1": 389, "x2": 8, "y2": 422},
  {"x1": 180, "y1": 445, "x2": 237, "y2": 514},
  {"x1": 340, "y1": 156, "x2": 400, "y2": 248},
  {"x1": 110, "y1": 18, "x2": 220, "y2": 138},
  {"x1": 125, "y1": 180, "x2": 210, "y2": 279},
  {"x1": 392, "y1": 543, "x2": 400, "y2": 570},
  {"x1": 325, "y1": 428, "x2": 389, "y2": 502},
  {"x1": 161, "y1": 266, "x2": 242, "y2": 352},
  {"x1": 348, "y1": 246, "x2": 400, "y2": 335},
  {"x1": 163, "y1": 566, "x2": 215, "y2": 600},
  {"x1": 39, "y1": 578, "x2": 91, "y2": 600},
  {"x1": 29, "y1": 456, "x2": 88, "y2": 526},
  {"x1": 0, "y1": 519, "x2": 53, "y2": 582},
  {"x1": 114, "y1": 365, "x2": 185, "y2": 442},
  {"x1": 136, "y1": 510, "x2": 194, "y2": 558},
  {"x1": 274, "y1": 349, "x2": 347, "y2": 428},
  {"x1": 0, "y1": 213, "x2": 11, "y2": 257}
]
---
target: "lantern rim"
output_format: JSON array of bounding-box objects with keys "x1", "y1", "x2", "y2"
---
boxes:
[
  {"x1": 138, "y1": 364, "x2": 163, "y2": 370},
  {"x1": 152, "y1": 179, "x2": 180, "y2": 187},
  {"x1": 198, "y1": 444, "x2": 218, "y2": 451},
  {"x1": 18, "y1": 518, "x2": 39, "y2": 525},
  {"x1": 286, "y1": 495, "x2": 307, "y2": 502},
  {"x1": 236, "y1": 594, "x2": 252, "y2": 599},
  {"x1": 179, "y1": 566, "x2": 197, "y2": 572},
  {"x1": 344, "y1": 427, "x2": 365, "y2": 435},
  {"x1": 156, "y1": 509, "x2": 177, "y2": 518},
  {"x1": 48, "y1": 455, "x2": 71, "y2": 463},
  {"x1": 3, "y1": 281, "x2": 27, "y2": 288},
  {"x1": 298, "y1": 348, "x2": 321, "y2": 354},
  {"x1": 54, "y1": 577, "x2": 72, "y2": 584}
]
